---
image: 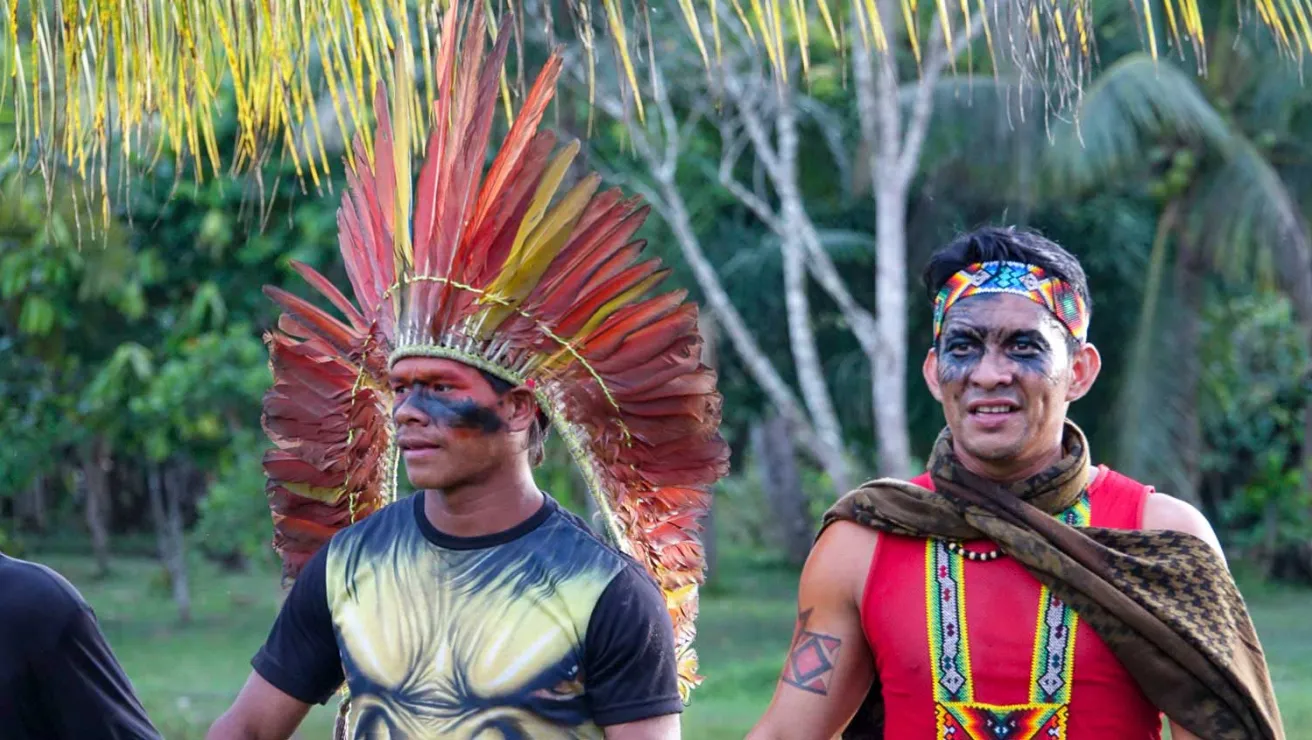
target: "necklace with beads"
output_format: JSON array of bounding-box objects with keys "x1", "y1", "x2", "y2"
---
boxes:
[{"x1": 943, "y1": 539, "x2": 1003, "y2": 561}]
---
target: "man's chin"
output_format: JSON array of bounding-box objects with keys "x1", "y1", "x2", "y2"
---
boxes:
[
  {"x1": 956, "y1": 436, "x2": 1026, "y2": 465},
  {"x1": 404, "y1": 469, "x2": 458, "y2": 492}
]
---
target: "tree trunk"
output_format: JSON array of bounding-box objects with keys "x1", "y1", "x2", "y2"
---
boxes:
[
  {"x1": 149, "y1": 462, "x2": 192, "y2": 624},
  {"x1": 853, "y1": 13, "x2": 915, "y2": 481},
  {"x1": 1170, "y1": 235, "x2": 1206, "y2": 507},
  {"x1": 752, "y1": 415, "x2": 814, "y2": 566},
  {"x1": 81, "y1": 437, "x2": 113, "y2": 578},
  {"x1": 1261, "y1": 497, "x2": 1280, "y2": 579},
  {"x1": 652, "y1": 163, "x2": 834, "y2": 470},
  {"x1": 773, "y1": 92, "x2": 852, "y2": 494},
  {"x1": 16, "y1": 473, "x2": 48, "y2": 532}
]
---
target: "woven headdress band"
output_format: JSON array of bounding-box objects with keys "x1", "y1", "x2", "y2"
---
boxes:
[{"x1": 932, "y1": 261, "x2": 1089, "y2": 343}]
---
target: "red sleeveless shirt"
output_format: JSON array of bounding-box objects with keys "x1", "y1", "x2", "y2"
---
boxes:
[{"x1": 859, "y1": 466, "x2": 1163, "y2": 740}]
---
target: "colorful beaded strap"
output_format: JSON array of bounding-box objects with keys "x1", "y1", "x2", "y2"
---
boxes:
[{"x1": 926, "y1": 493, "x2": 1091, "y2": 739}]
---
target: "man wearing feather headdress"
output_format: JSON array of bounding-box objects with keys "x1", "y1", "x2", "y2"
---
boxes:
[
  {"x1": 748, "y1": 227, "x2": 1283, "y2": 740},
  {"x1": 204, "y1": 4, "x2": 728, "y2": 739}
]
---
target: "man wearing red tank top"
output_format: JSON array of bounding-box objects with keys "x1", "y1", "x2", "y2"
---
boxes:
[{"x1": 747, "y1": 228, "x2": 1283, "y2": 740}]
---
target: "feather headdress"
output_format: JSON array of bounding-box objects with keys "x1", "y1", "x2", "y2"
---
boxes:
[{"x1": 259, "y1": 2, "x2": 729, "y2": 701}]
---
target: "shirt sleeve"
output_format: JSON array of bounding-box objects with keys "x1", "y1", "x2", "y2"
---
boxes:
[
  {"x1": 33, "y1": 606, "x2": 163, "y2": 740},
  {"x1": 250, "y1": 546, "x2": 345, "y2": 705},
  {"x1": 582, "y1": 563, "x2": 684, "y2": 727}
]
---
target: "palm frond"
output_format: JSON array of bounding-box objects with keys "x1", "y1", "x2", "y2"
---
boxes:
[
  {"x1": 1041, "y1": 53, "x2": 1233, "y2": 192},
  {"x1": 2, "y1": 0, "x2": 1305, "y2": 218},
  {"x1": 1056, "y1": 53, "x2": 1312, "y2": 499}
]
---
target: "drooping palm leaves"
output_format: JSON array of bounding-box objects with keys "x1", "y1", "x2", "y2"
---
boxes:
[
  {"x1": 1042, "y1": 50, "x2": 1312, "y2": 500},
  {"x1": 1, "y1": 0, "x2": 1308, "y2": 216}
]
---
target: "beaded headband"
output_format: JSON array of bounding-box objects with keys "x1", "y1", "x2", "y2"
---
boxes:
[{"x1": 932, "y1": 261, "x2": 1089, "y2": 343}]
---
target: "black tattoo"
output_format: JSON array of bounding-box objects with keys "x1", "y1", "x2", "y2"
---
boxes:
[{"x1": 781, "y1": 608, "x2": 843, "y2": 696}]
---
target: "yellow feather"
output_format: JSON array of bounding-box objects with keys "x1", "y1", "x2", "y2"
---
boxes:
[
  {"x1": 497, "y1": 173, "x2": 601, "y2": 300},
  {"x1": 572, "y1": 270, "x2": 667, "y2": 341},
  {"x1": 494, "y1": 140, "x2": 580, "y2": 280},
  {"x1": 390, "y1": 36, "x2": 415, "y2": 271},
  {"x1": 477, "y1": 173, "x2": 599, "y2": 334},
  {"x1": 282, "y1": 481, "x2": 347, "y2": 505}
]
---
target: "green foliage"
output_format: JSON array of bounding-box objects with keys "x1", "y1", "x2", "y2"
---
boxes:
[
  {"x1": 0, "y1": 526, "x2": 24, "y2": 557},
  {"x1": 1199, "y1": 293, "x2": 1312, "y2": 555},
  {"x1": 194, "y1": 429, "x2": 277, "y2": 566}
]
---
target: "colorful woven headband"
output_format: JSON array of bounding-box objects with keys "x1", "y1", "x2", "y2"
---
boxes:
[{"x1": 932, "y1": 261, "x2": 1089, "y2": 343}]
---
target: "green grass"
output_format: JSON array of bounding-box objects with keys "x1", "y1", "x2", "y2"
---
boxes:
[{"x1": 33, "y1": 550, "x2": 1312, "y2": 739}]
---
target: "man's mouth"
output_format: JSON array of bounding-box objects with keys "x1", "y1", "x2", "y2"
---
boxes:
[
  {"x1": 398, "y1": 439, "x2": 442, "y2": 452},
  {"x1": 966, "y1": 400, "x2": 1021, "y2": 419}
]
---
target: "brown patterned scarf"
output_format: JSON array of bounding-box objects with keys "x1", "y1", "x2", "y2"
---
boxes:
[{"x1": 823, "y1": 421, "x2": 1284, "y2": 740}]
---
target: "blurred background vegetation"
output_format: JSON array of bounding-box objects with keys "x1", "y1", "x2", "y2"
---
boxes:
[{"x1": 2, "y1": 0, "x2": 1311, "y2": 736}]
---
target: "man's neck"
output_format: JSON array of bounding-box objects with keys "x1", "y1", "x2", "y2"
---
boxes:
[
  {"x1": 957, "y1": 450, "x2": 1061, "y2": 483},
  {"x1": 422, "y1": 464, "x2": 543, "y2": 539}
]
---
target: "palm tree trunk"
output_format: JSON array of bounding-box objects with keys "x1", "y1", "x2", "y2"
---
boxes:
[{"x1": 1171, "y1": 232, "x2": 1207, "y2": 507}]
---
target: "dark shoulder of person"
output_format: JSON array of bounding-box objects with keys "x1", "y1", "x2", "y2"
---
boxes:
[
  {"x1": 0, "y1": 554, "x2": 162, "y2": 740},
  {"x1": 0, "y1": 554, "x2": 87, "y2": 649}
]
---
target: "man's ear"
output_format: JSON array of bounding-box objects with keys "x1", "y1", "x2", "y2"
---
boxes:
[
  {"x1": 501, "y1": 387, "x2": 540, "y2": 434},
  {"x1": 1066, "y1": 342, "x2": 1102, "y2": 402},
  {"x1": 923, "y1": 347, "x2": 944, "y2": 402}
]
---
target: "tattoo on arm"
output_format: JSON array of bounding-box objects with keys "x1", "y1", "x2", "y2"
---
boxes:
[{"x1": 780, "y1": 608, "x2": 843, "y2": 696}]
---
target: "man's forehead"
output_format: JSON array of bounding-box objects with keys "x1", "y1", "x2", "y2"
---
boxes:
[
  {"x1": 941, "y1": 293, "x2": 1064, "y2": 333},
  {"x1": 389, "y1": 356, "x2": 483, "y2": 382}
]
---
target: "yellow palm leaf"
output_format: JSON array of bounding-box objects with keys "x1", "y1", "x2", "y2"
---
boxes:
[{"x1": 3, "y1": 0, "x2": 1309, "y2": 225}]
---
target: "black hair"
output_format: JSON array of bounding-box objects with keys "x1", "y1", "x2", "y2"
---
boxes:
[
  {"x1": 479, "y1": 370, "x2": 550, "y2": 467},
  {"x1": 921, "y1": 226, "x2": 1092, "y2": 351}
]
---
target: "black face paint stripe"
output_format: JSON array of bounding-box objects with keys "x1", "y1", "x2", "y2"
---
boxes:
[
  {"x1": 396, "y1": 386, "x2": 504, "y2": 433},
  {"x1": 937, "y1": 328, "x2": 1058, "y2": 385}
]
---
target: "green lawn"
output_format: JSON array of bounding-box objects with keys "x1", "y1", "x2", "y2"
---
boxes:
[{"x1": 34, "y1": 550, "x2": 1312, "y2": 739}]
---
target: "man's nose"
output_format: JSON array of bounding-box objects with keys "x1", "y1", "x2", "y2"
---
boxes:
[
  {"x1": 969, "y1": 348, "x2": 1016, "y2": 389},
  {"x1": 393, "y1": 394, "x2": 431, "y2": 426}
]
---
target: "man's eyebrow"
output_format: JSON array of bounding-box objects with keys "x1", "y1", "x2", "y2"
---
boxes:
[
  {"x1": 1005, "y1": 328, "x2": 1052, "y2": 345},
  {"x1": 941, "y1": 323, "x2": 985, "y2": 338}
]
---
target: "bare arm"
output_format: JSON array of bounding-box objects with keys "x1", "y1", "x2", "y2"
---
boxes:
[
  {"x1": 747, "y1": 521, "x2": 878, "y2": 740},
  {"x1": 604, "y1": 713, "x2": 681, "y2": 739},
  {"x1": 206, "y1": 671, "x2": 314, "y2": 740},
  {"x1": 1142, "y1": 492, "x2": 1224, "y2": 740}
]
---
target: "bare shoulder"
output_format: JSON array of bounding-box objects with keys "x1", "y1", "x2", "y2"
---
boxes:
[
  {"x1": 1142, "y1": 493, "x2": 1226, "y2": 564},
  {"x1": 805, "y1": 520, "x2": 879, "y2": 605}
]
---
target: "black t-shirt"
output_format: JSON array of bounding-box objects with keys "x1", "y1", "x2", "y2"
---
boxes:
[
  {"x1": 0, "y1": 554, "x2": 161, "y2": 740},
  {"x1": 252, "y1": 493, "x2": 681, "y2": 736}
]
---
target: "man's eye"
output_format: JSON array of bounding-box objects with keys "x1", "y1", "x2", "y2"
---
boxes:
[
  {"x1": 945, "y1": 341, "x2": 974, "y2": 355},
  {"x1": 1012, "y1": 340, "x2": 1038, "y2": 354}
]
